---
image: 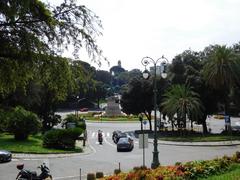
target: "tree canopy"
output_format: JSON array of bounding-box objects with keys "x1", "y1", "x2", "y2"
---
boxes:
[{"x1": 0, "y1": 0, "x2": 104, "y2": 96}]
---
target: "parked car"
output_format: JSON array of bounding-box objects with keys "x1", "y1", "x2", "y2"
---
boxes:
[
  {"x1": 0, "y1": 150, "x2": 12, "y2": 162},
  {"x1": 80, "y1": 108, "x2": 88, "y2": 112},
  {"x1": 112, "y1": 131, "x2": 127, "y2": 144},
  {"x1": 117, "y1": 137, "x2": 134, "y2": 152}
]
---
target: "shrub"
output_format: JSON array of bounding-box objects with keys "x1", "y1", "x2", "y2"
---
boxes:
[
  {"x1": 0, "y1": 109, "x2": 7, "y2": 132},
  {"x1": 63, "y1": 114, "x2": 86, "y2": 129},
  {"x1": 43, "y1": 128, "x2": 83, "y2": 149},
  {"x1": 101, "y1": 152, "x2": 240, "y2": 180},
  {"x1": 87, "y1": 173, "x2": 96, "y2": 180},
  {"x1": 114, "y1": 169, "x2": 121, "y2": 175},
  {"x1": 4, "y1": 106, "x2": 41, "y2": 140},
  {"x1": 96, "y1": 172, "x2": 104, "y2": 178}
]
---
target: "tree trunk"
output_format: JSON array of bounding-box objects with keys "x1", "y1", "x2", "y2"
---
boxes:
[
  {"x1": 171, "y1": 118, "x2": 174, "y2": 132},
  {"x1": 97, "y1": 98, "x2": 100, "y2": 108},
  {"x1": 224, "y1": 101, "x2": 231, "y2": 132},
  {"x1": 201, "y1": 114, "x2": 208, "y2": 135},
  {"x1": 191, "y1": 119, "x2": 193, "y2": 131},
  {"x1": 144, "y1": 111, "x2": 152, "y2": 131}
]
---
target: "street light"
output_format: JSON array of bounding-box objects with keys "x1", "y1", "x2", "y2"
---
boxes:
[{"x1": 141, "y1": 56, "x2": 168, "y2": 169}]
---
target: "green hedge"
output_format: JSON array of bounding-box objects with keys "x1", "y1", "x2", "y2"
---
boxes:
[
  {"x1": 63, "y1": 114, "x2": 86, "y2": 129},
  {"x1": 43, "y1": 128, "x2": 83, "y2": 149},
  {"x1": 0, "y1": 106, "x2": 41, "y2": 140}
]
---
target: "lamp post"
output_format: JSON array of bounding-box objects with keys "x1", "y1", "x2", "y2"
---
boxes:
[{"x1": 141, "y1": 56, "x2": 168, "y2": 169}]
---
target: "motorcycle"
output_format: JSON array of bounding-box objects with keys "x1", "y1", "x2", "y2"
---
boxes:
[
  {"x1": 98, "y1": 130, "x2": 103, "y2": 145},
  {"x1": 16, "y1": 163, "x2": 52, "y2": 180}
]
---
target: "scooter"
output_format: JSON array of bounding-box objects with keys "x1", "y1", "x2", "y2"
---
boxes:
[
  {"x1": 16, "y1": 163, "x2": 52, "y2": 180},
  {"x1": 98, "y1": 130, "x2": 103, "y2": 145}
]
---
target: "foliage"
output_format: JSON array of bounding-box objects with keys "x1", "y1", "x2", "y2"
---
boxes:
[
  {"x1": 43, "y1": 128, "x2": 83, "y2": 149},
  {"x1": 0, "y1": 0, "x2": 104, "y2": 96},
  {"x1": 101, "y1": 152, "x2": 240, "y2": 180},
  {"x1": 63, "y1": 114, "x2": 86, "y2": 129},
  {"x1": 87, "y1": 173, "x2": 96, "y2": 180},
  {"x1": 200, "y1": 163, "x2": 240, "y2": 180},
  {"x1": 120, "y1": 77, "x2": 154, "y2": 130},
  {"x1": 202, "y1": 45, "x2": 240, "y2": 131},
  {"x1": 3, "y1": 106, "x2": 41, "y2": 140},
  {"x1": 96, "y1": 172, "x2": 104, "y2": 178},
  {"x1": 203, "y1": 45, "x2": 240, "y2": 90},
  {"x1": 161, "y1": 85, "x2": 204, "y2": 129},
  {"x1": 0, "y1": 108, "x2": 7, "y2": 131}
]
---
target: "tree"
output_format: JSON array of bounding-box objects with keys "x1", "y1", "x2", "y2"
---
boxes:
[
  {"x1": 202, "y1": 45, "x2": 240, "y2": 120},
  {"x1": 181, "y1": 50, "x2": 218, "y2": 134},
  {"x1": 120, "y1": 78, "x2": 154, "y2": 130},
  {"x1": 36, "y1": 55, "x2": 73, "y2": 131},
  {"x1": 4, "y1": 106, "x2": 41, "y2": 140},
  {"x1": 0, "y1": 0, "x2": 104, "y2": 96},
  {"x1": 95, "y1": 70, "x2": 112, "y2": 85},
  {"x1": 168, "y1": 56, "x2": 186, "y2": 85},
  {"x1": 161, "y1": 85, "x2": 204, "y2": 132}
]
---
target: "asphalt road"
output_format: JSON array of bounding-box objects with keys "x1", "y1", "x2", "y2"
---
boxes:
[{"x1": 1, "y1": 118, "x2": 240, "y2": 180}]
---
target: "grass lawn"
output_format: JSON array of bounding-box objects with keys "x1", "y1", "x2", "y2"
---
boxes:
[
  {"x1": 158, "y1": 134, "x2": 240, "y2": 142},
  {"x1": 0, "y1": 133, "x2": 82, "y2": 154},
  {"x1": 202, "y1": 163, "x2": 240, "y2": 180}
]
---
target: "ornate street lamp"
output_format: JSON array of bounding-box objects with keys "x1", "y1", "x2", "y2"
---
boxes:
[{"x1": 141, "y1": 56, "x2": 168, "y2": 169}]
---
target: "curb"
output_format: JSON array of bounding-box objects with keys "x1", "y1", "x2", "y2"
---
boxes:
[{"x1": 150, "y1": 139, "x2": 240, "y2": 146}]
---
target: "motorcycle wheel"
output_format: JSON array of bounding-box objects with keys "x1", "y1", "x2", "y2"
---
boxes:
[{"x1": 44, "y1": 175, "x2": 52, "y2": 180}]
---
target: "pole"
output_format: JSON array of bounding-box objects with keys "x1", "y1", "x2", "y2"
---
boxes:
[
  {"x1": 79, "y1": 168, "x2": 81, "y2": 180},
  {"x1": 140, "y1": 119, "x2": 145, "y2": 167},
  {"x1": 151, "y1": 63, "x2": 160, "y2": 169},
  {"x1": 141, "y1": 56, "x2": 168, "y2": 169}
]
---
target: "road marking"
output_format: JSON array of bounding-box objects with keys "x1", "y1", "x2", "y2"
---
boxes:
[
  {"x1": 54, "y1": 175, "x2": 82, "y2": 179},
  {"x1": 104, "y1": 138, "x2": 116, "y2": 148},
  {"x1": 90, "y1": 131, "x2": 111, "y2": 138},
  {"x1": 12, "y1": 159, "x2": 19, "y2": 161}
]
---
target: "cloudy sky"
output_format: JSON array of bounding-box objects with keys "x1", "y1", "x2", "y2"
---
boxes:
[{"x1": 51, "y1": 0, "x2": 240, "y2": 71}]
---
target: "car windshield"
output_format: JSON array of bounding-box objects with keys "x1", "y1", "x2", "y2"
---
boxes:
[
  {"x1": 119, "y1": 133, "x2": 127, "y2": 137},
  {"x1": 118, "y1": 138, "x2": 128, "y2": 143}
]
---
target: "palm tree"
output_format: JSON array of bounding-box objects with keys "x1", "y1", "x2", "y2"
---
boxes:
[
  {"x1": 202, "y1": 45, "x2": 240, "y2": 122},
  {"x1": 161, "y1": 85, "x2": 204, "y2": 131}
]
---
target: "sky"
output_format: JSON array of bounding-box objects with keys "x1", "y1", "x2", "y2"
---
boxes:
[{"x1": 49, "y1": 0, "x2": 240, "y2": 71}]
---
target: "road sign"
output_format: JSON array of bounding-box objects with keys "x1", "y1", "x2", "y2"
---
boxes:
[
  {"x1": 143, "y1": 120, "x2": 147, "y2": 125},
  {"x1": 225, "y1": 115, "x2": 231, "y2": 125},
  {"x1": 139, "y1": 134, "x2": 148, "y2": 149}
]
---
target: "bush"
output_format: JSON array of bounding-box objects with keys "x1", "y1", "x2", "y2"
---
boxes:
[
  {"x1": 101, "y1": 152, "x2": 240, "y2": 180},
  {"x1": 43, "y1": 128, "x2": 83, "y2": 149},
  {"x1": 0, "y1": 109, "x2": 7, "y2": 132},
  {"x1": 87, "y1": 173, "x2": 96, "y2": 180},
  {"x1": 3, "y1": 106, "x2": 41, "y2": 140},
  {"x1": 96, "y1": 172, "x2": 104, "y2": 178},
  {"x1": 114, "y1": 169, "x2": 121, "y2": 175},
  {"x1": 63, "y1": 114, "x2": 86, "y2": 129}
]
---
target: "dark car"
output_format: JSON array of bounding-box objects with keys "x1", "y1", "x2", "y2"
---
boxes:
[
  {"x1": 80, "y1": 108, "x2": 88, "y2": 112},
  {"x1": 117, "y1": 137, "x2": 134, "y2": 152},
  {"x1": 0, "y1": 150, "x2": 12, "y2": 162},
  {"x1": 112, "y1": 131, "x2": 127, "y2": 144}
]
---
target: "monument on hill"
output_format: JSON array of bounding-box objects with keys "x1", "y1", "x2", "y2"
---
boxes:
[{"x1": 105, "y1": 96, "x2": 122, "y2": 116}]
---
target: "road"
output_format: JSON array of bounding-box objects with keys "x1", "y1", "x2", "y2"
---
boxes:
[{"x1": 1, "y1": 119, "x2": 240, "y2": 180}]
